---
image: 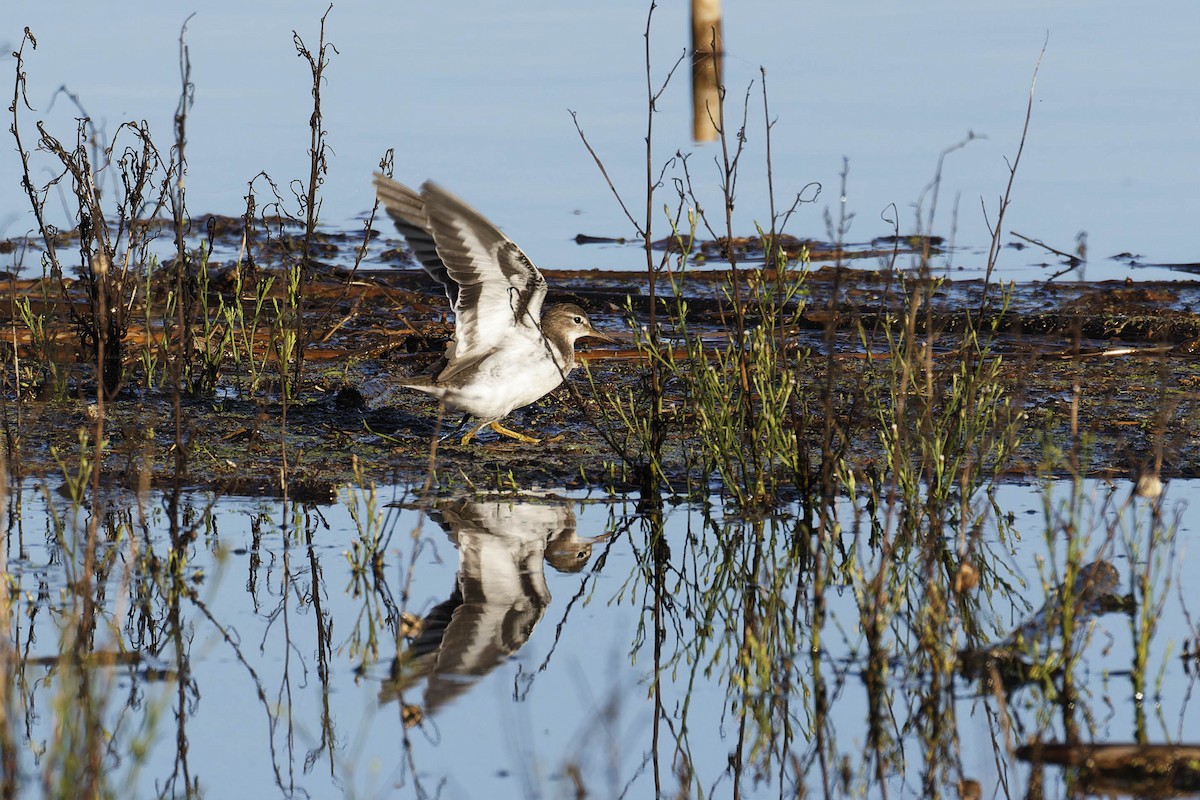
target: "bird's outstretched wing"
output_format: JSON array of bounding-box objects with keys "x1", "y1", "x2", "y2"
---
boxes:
[
  {"x1": 374, "y1": 175, "x2": 548, "y2": 376},
  {"x1": 373, "y1": 175, "x2": 454, "y2": 302}
]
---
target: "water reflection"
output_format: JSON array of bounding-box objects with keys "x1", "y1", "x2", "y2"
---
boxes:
[
  {"x1": 690, "y1": 0, "x2": 723, "y2": 142},
  {"x1": 1, "y1": 481, "x2": 1196, "y2": 797},
  {"x1": 381, "y1": 496, "x2": 603, "y2": 715}
]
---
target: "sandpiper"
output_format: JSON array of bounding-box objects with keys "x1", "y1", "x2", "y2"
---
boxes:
[{"x1": 374, "y1": 175, "x2": 615, "y2": 445}]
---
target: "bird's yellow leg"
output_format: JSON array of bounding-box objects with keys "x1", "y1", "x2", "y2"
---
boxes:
[
  {"x1": 489, "y1": 420, "x2": 541, "y2": 444},
  {"x1": 459, "y1": 420, "x2": 490, "y2": 446}
]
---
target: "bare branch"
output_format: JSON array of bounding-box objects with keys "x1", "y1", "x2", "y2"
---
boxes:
[{"x1": 569, "y1": 110, "x2": 642, "y2": 235}]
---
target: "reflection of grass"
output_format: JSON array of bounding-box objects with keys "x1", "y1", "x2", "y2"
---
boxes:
[
  {"x1": 342, "y1": 458, "x2": 398, "y2": 672},
  {"x1": 4, "y1": 486, "x2": 164, "y2": 796}
]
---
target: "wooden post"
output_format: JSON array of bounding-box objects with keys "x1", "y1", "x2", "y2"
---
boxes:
[{"x1": 691, "y1": 0, "x2": 723, "y2": 142}]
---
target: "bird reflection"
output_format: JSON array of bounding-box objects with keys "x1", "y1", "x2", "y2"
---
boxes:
[{"x1": 381, "y1": 497, "x2": 601, "y2": 715}]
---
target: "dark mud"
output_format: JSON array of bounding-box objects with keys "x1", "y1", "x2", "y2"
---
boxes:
[{"x1": 4, "y1": 225, "x2": 1200, "y2": 498}]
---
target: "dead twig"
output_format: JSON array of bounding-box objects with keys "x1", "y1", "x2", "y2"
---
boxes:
[{"x1": 1010, "y1": 230, "x2": 1083, "y2": 264}]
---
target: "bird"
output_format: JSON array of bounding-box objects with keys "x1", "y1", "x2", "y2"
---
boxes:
[{"x1": 373, "y1": 174, "x2": 616, "y2": 445}]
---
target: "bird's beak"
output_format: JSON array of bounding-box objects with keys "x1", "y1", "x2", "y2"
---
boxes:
[{"x1": 583, "y1": 329, "x2": 619, "y2": 345}]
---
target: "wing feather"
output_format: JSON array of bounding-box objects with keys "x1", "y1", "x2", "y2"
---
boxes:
[
  {"x1": 373, "y1": 175, "x2": 548, "y2": 370},
  {"x1": 373, "y1": 175, "x2": 458, "y2": 306}
]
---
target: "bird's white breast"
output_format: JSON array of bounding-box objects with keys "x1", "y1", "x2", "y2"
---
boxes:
[{"x1": 440, "y1": 330, "x2": 572, "y2": 420}]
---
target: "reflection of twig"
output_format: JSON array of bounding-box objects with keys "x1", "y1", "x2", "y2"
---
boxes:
[
  {"x1": 1044, "y1": 260, "x2": 1082, "y2": 282},
  {"x1": 303, "y1": 518, "x2": 335, "y2": 776},
  {"x1": 516, "y1": 514, "x2": 631, "y2": 699},
  {"x1": 187, "y1": 592, "x2": 287, "y2": 789}
]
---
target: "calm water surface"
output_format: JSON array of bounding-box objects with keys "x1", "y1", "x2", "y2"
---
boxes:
[{"x1": 3, "y1": 478, "x2": 1195, "y2": 797}]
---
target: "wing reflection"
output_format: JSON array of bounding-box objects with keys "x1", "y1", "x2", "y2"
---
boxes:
[{"x1": 381, "y1": 497, "x2": 599, "y2": 715}]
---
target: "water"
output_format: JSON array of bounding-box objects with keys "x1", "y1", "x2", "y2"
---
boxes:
[
  {"x1": 3, "y1": 477, "x2": 1195, "y2": 797},
  {"x1": 3, "y1": 1, "x2": 1199, "y2": 281}
]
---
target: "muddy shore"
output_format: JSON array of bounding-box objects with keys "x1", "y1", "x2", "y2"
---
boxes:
[{"x1": 4, "y1": 235, "x2": 1199, "y2": 499}]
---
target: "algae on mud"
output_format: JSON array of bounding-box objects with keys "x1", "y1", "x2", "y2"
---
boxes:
[{"x1": 1, "y1": 244, "x2": 1199, "y2": 495}]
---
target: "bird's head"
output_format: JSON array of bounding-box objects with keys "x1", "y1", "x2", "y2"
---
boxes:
[{"x1": 543, "y1": 303, "x2": 617, "y2": 346}]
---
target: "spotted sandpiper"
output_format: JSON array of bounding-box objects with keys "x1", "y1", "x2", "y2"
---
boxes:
[{"x1": 374, "y1": 175, "x2": 615, "y2": 445}]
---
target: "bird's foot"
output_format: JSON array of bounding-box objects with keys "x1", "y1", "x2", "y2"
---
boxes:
[
  {"x1": 456, "y1": 420, "x2": 542, "y2": 445},
  {"x1": 459, "y1": 421, "x2": 488, "y2": 446},
  {"x1": 488, "y1": 421, "x2": 541, "y2": 444}
]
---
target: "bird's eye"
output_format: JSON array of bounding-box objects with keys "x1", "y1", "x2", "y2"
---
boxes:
[{"x1": 573, "y1": 315, "x2": 583, "y2": 324}]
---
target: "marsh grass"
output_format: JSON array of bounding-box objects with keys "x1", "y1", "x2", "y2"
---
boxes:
[
  {"x1": 570, "y1": 14, "x2": 1194, "y2": 798},
  {"x1": 1, "y1": 12, "x2": 365, "y2": 797},
  {"x1": 580, "y1": 10, "x2": 1022, "y2": 518},
  {"x1": 6, "y1": 9, "x2": 353, "y2": 411}
]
